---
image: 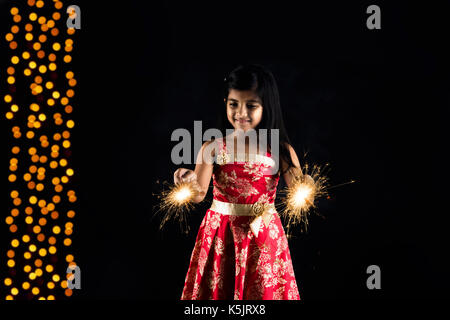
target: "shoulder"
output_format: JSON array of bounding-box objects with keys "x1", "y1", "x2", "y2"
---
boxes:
[{"x1": 200, "y1": 139, "x2": 219, "y2": 158}]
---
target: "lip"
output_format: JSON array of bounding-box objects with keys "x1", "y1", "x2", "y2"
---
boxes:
[{"x1": 235, "y1": 119, "x2": 250, "y2": 124}]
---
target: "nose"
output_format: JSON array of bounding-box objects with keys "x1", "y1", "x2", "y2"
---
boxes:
[{"x1": 237, "y1": 104, "x2": 248, "y2": 118}]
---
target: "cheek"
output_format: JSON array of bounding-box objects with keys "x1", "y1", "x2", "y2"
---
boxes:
[
  {"x1": 226, "y1": 107, "x2": 234, "y2": 120},
  {"x1": 253, "y1": 108, "x2": 263, "y2": 122}
]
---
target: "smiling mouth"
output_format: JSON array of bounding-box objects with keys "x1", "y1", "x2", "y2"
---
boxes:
[{"x1": 235, "y1": 119, "x2": 250, "y2": 123}]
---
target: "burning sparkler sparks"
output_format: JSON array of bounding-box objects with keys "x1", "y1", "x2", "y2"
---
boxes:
[
  {"x1": 154, "y1": 180, "x2": 203, "y2": 233},
  {"x1": 279, "y1": 163, "x2": 355, "y2": 234}
]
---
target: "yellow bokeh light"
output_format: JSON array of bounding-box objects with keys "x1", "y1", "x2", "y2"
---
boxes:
[
  {"x1": 29, "y1": 195, "x2": 38, "y2": 204},
  {"x1": 11, "y1": 239, "x2": 19, "y2": 247},
  {"x1": 47, "y1": 19, "x2": 55, "y2": 28},
  {"x1": 53, "y1": 226, "x2": 61, "y2": 234},
  {"x1": 39, "y1": 248, "x2": 47, "y2": 256},
  {"x1": 7, "y1": 76, "x2": 15, "y2": 84},
  {"x1": 63, "y1": 140, "x2": 71, "y2": 148},
  {"x1": 52, "y1": 42, "x2": 61, "y2": 51}
]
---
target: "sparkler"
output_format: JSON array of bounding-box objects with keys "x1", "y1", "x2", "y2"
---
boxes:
[
  {"x1": 154, "y1": 180, "x2": 203, "y2": 234},
  {"x1": 279, "y1": 163, "x2": 355, "y2": 234}
]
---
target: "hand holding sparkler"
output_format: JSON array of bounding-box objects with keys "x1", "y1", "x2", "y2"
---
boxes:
[
  {"x1": 173, "y1": 168, "x2": 206, "y2": 203},
  {"x1": 155, "y1": 168, "x2": 205, "y2": 233},
  {"x1": 280, "y1": 163, "x2": 355, "y2": 234},
  {"x1": 280, "y1": 165, "x2": 328, "y2": 233}
]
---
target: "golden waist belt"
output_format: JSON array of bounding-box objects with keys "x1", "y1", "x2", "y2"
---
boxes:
[
  {"x1": 210, "y1": 199, "x2": 277, "y2": 216},
  {"x1": 209, "y1": 199, "x2": 277, "y2": 237}
]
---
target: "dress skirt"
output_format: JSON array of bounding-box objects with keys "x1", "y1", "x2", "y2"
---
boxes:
[{"x1": 181, "y1": 208, "x2": 301, "y2": 300}]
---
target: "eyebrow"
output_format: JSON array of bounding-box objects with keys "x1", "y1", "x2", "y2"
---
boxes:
[{"x1": 228, "y1": 98, "x2": 261, "y2": 103}]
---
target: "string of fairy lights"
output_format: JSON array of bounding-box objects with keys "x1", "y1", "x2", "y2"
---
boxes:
[{"x1": 2, "y1": 0, "x2": 79, "y2": 300}]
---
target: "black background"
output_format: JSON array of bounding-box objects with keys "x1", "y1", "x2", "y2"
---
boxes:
[{"x1": 2, "y1": 0, "x2": 448, "y2": 302}]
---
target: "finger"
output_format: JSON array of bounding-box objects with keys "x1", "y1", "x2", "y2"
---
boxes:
[
  {"x1": 175, "y1": 170, "x2": 185, "y2": 184},
  {"x1": 182, "y1": 171, "x2": 194, "y2": 181}
]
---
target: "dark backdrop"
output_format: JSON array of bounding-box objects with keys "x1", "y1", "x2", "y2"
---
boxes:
[{"x1": 2, "y1": 0, "x2": 447, "y2": 301}]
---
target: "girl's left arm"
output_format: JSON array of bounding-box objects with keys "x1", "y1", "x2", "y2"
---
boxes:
[{"x1": 280, "y1": 144, "x2": 314, "y2": 188}]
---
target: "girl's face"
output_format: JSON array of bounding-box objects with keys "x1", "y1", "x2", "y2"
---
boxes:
[{"x1": 225, "y1": 89, "x2": 263, "y2": 132}]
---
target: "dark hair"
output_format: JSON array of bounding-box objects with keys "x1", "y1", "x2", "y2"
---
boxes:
[{"x1": 218, "y1": 64, "x2": 295, "y2": 175}]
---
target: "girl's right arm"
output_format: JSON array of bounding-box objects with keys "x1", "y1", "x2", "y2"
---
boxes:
[{"x1": 173, "y1": 140, "x2": 215, "y2": 203}]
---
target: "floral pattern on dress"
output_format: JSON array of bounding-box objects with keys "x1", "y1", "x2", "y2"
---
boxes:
[{"x1": 181, "y1": 138, "x2": 300, "y2": 300}]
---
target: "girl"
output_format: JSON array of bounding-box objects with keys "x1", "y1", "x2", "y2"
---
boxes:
[{"x1": 174, "y1": 64, "x2": 313, "y2": 300}]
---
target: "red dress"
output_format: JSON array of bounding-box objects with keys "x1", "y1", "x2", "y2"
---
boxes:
[{"x1": 181, "y1": 139, "x2": 301, "y2": 300}]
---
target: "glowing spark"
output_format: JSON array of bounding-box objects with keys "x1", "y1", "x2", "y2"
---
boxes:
[
  {"x1": 279, "y1": 162, "x2": 355, "y2": 234},
  {"x1": 173, "y1": 186, "x2": 192, "y2": 203},
  {"x1": 154, "y1": 181, "x2": 202, "y2": 234}
]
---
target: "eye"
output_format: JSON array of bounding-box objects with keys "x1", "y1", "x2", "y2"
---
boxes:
[
  {"x1": 229, "y1": 102, "x2": 238, "y2": 108},
  {"x1": 247, "y1": 104, "x2": 257, "y2": 109}
]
